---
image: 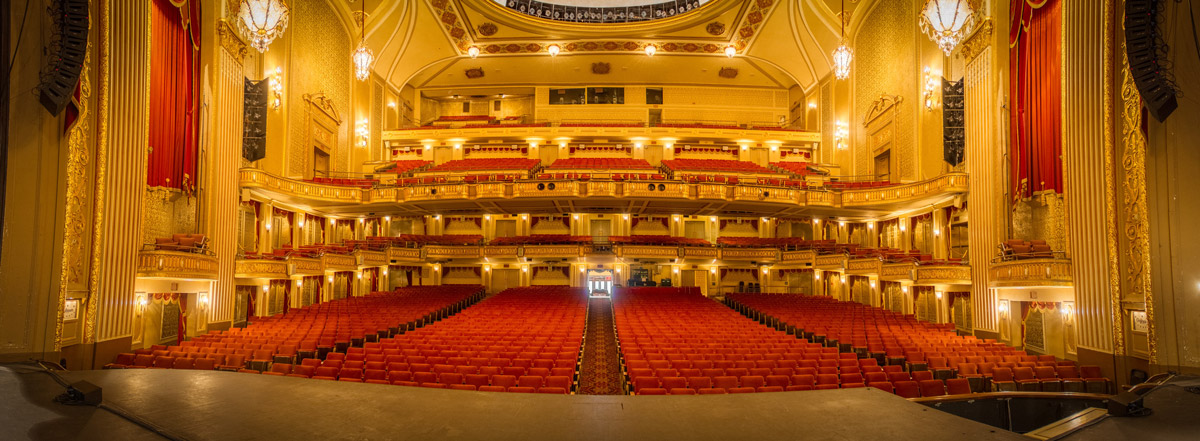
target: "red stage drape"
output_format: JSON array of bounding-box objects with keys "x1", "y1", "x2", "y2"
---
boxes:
[
  {"x1": 148, "y1": 0, "x2": 199, "y2": 190},
  {"x1": 1009, "y1": 0, "x2": 1062, "y2": 201}
]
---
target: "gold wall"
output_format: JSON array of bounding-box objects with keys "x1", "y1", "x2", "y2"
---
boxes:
[
  {"x1": 286, "y1": 0, "x2": 352, "y2": 175},
  {"x1": 852, "y1": 0, "x2": 917, "y2": 180}
]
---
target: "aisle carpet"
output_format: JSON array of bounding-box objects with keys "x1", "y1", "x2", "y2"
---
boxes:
[{"x1": 577, "y1": 298, "x2": 625, "y2": 395}]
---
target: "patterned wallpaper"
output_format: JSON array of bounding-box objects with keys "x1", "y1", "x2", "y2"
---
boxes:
[
  {"x1": 819, "y1": 80, "x2": 832, "y2": 163},
  {"x1": 142, "y1": 188, "x2": 198, "y2": 243},
  {"x1": 288, "y1": 0, "x2": 352, "y2": 175},
  {"x1": 373, "y1": 81, "x2": 384, "y2": 161},
  {"x1": 853, "y1": 0, "x2": 917, "y2": 179}
]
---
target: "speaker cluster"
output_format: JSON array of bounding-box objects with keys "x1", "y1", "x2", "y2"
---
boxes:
[
  {"x1": 536, "y1": 183, "x2": 557, "y2": 191},
  {"x1": 1125, "y1": 0, "x2": 1177, "y2": 122},
  {"x1": 39, "y1": 0, "x2": 89, "y2": 115}
]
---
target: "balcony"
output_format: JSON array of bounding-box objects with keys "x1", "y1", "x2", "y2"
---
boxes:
[
  {"x1": 136, "y1": 250, "x2": 220, "y2": 280},
  {"x1": 846, "y1": 258, "x2": 882, "y2": 276},
  {"x1": 914, "y1": 264, "x2": 972, "y2": 285},
  {"x1": 382, "y1": 124, "x2": 821, "y2": 145},
  {"x1": 814, "y1": 254, "x2": 847, "y2": 271},
  {"x1": 989, "y1": 258, "x2": 1073, "y2": 287}
]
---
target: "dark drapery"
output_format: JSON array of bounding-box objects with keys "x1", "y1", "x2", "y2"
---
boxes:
[
  {"x1": 1009, "y1": 0, "x2": 1062, "y2": 201},
  {"x1": 176, "y1": 293, "x2": 188, "y2": 345},
  {"x1": 148, "y1": 0, "x2": 199, "y2": 190}
]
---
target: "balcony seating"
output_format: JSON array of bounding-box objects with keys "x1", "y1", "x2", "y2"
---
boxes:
[
  {"x1": 608, "y1": 236, "x2": 712, "y2": 246},
  {"x1": 422, "y1": 158, "x2": 541, "y2": 174},
  {"x1": 308, "y1": 177, "x2": 379, "y2": 188},
  {"x1": 656, "y1": 123, "x2": 742, "y2": 130},
  {"x1": 824, "y1": 180, "x2": 892, "y2": 190},
  {"x1": 430, "y1": 115, "x2": 494, "y2": 126},
  {"x1": 151, "y1": 233, "x2": 209, "y2": 253},
  {"x1": 725, "y1": 293, "x2": 1106, "y2": 395},
  {"x1": 488, "y1": 235, "x2": 592, "y2": 246},
  {"x1": 546, "y1": 158, "x2": 654, "y2": 170},
  {"x1": 771, "y1": 162, "x2": 814, "y2": 177},
  {"x1": 460, "y1": 123, "x2": 548, "y2": 129},
  {"x1": 389, "y1": 235, "x2": 484, "y2": 246},
  {"x1": 378, "y1": 160, "x2": 432, "y2": 175},
  {"x1": 558, "y1": 123, "x2": 644, "y2": 128},
  {"x1": 998, "y1": 239, "x2": 1056, "y2": 260},
  {"x1": 103, "y1": 286, "x2": 483, "y2": 373},
  {"x1": 660, "y1": 159, "x2": 775, "y2": 175}
]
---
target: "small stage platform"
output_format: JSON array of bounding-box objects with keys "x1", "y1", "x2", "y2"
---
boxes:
[{"x1": 1, "y1": 364, "x2": 1028, "y2": 441}]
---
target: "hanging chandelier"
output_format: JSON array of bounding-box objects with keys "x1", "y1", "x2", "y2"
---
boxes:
[
  {"x1": 237, "y1": 0, "x2": 290, "y2": 53},
  {"x1": 919, "y1": 0, "x2": 977, "y2": 55},
  {"x1": 831, "y1": 0, "x2": 852, "y2": 80},
  {"x1": 353, "y1": 0, "x2": 375, "y2": 81}
]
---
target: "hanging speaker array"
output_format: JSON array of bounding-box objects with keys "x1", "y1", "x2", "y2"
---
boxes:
[
  {"x1": 39, "y1": 0, "x2": 89, "y2": 115},
  {"x1": 1124, "y1": 0, "x2": 1178, "y2": 122}
]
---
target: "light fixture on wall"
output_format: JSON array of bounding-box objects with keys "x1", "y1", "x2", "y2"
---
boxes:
[
  {"x1": 834, "y1": 121, "x2": 849, "y2": 150},
  {"x1": 356, "y1": 119, "x2": 369, "y2": 148},
  {"x1": 269, "y1": 67, "x2": 283, "y2": 110},
  {"x1": 919, "y1": 0, "x2": 977, "y2": 55},
  {"x1": 547, "y1": 44, "x2": 561, "y2": 57},
  {"x1": 998, "y1": 300, "x2": 1009, "y2": 315},
  {"x1": 352, "y1": 0, "x2": 375, "y2": 81},
  {"x1": 327, "y1": 275, "x2": 334, "y2": 283},
  {"x1": 923, "y1": 67, "x2": 940, "y2": 110},
  {"x1": 725, "y1": 45, "x2": 737, "y2": 58},
  {"x1": 831, "y1": 0, "x2": 852, "y2": 80},
  {"x1": 644, "y1": 44, "x2": 657, "y2": 57},
  {"x1": 901, "y1": 285, "x2": 908, "y2": 293},
  {"x1": 936, "y1": 291, "x2": 944, "y2": 299},
  {"x1": 237, "y1": 0, "x2": 290, "y2": 53},
  {"x1": 869, "y1": 280, "x2": 876, "y2": 288},
  {"x1": 467, "y1": 46, "x2": 480, "y2": 58},
  {"x1": 296, "y1": 279, "x2": 302, "y2": 287},
  {"x1": 136, "y1": 293, "x2": 148, "y2": 313}
]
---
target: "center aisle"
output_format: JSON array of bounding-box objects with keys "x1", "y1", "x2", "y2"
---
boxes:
[{"x1": 577, "y1": 297, "x2": 626, "y2": 395}]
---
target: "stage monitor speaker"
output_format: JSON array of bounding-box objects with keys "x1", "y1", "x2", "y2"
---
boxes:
[
  {"x1": 1107, "y1": 390, "x2": 1149, "y2": 417},
  {"x1": 39, "y1": 0, "x2": 90, "y2": 116},
  {"x1": 1124, "y1": 0, "x2": 1177, "y2": 122},
  {"x1": 66, "y1": 381, "x2": 103, "y2": 406}
]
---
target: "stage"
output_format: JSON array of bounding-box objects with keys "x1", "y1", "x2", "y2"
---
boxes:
[{"x1": 0, "y1": 363, "x2": 1030, "y2": 441}]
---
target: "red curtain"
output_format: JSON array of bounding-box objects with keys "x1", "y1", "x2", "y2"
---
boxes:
[
  {"x1": 1009, "y1": 0, "x2": 1062, "y2": 201},
  {"x1": 148, "y1": 0, "x2": 199, "y2": 190}
]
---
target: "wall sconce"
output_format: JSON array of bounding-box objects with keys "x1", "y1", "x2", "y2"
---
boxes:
[
  {"x1": 710, "y1": 267, "x2": 717, "y2": 274},
  {"x1": 998, "y1": 300, "x2": 1009, "y2": 315},
  {"x1": 813, "y1": 218, "x2": 821, "y2": 224},
  {"x1": 384, "y1": 216, "x2": 391, "y2": 222},
  {"x1": 869, "y1": 280, "x2": 876, "y2": 288},
  {"x1": 761, "y1": 267, "x2": 769, "y2": 274},
  {"x1": 923, "y1": 67, "x2": 940, "y2": 110},
  {"x1": 834, "y1": 121, "x2": 849, "y2": 150},
  {"x1": 581, "y1": 266, "x2": 588, "y2": 273},
  {"x1": 329, "y1": 217, "x2": 336, "y2": 224},
  {"x1": 547, "y1": 44, "x2": 561, "y2": 56},
  {"x1": 262, "y1": 284, "x2": 270, "y2": 292},
  {"x1": 327, "y1": 275, "x2": 334, "y2": 283},
  {"x1": 674, "y1": 267, "x2": 681, "y2": 274},
  {"x1": 901, "y1": 285, "x2": 908, "y2": 293},
  {"x1": 356, "y1": 119, "x2": 369, "y2": 148},
  {"x1": 382, "y1": 267, "x2": 388, "y2": 275},
  {"x1": 808, "y1": 102, "x2": 817, "y2": 109},
  {"x1": 269, "y1": 67, "x2": 283, "y2": 110},
  {"x1": 936, "y1": 291, "x2": 944, "y2": 299},
  {"x1": 1062, "y1": 303, "x2": 1074, "y2": 318},
  {"x1": 522, "y1": 266, "x2": 528, "y2": 272},
  {"x1": 387, "y1": 101, "x2": 396, "y2": 109},
  {"x1": 934, "y1": 227, "x2": 941, "y2": 237},
  {"x1": 135, "y1": 293, "x2": 148, "y2": 313},
  {"x1": 296, "y1": 279, "x2": 303, "y2": 287},
  {"x1": 468, "y1": 46, "x2": 480, "y2": 58},
  {"x1": 265, "y1": 222, "x2": 272, "y2": 231},
  {"x1": 357, "y1": 272, "x2": 363, "y2": 279},
  {"x1": 868, "y1": 222, "x2": 874, "y2": 229},
  {"x1": 483, "y1": 266, "x2": 489, "y2": 272},
  {"x1": 839, "y1": 221, "x2": 846, "y2": 227},
  {"x1": 840, "y1": 275, "x2": 847, "y2": 283},
  {"x1": 298, "y1": 218, "x2": 305, "y2": 228},
  {"x1": 623, "y1": 214, "x2": 630, "y2": 220},
  {"x1": 644, "y1": 44, "x2": 657, "y2": 57},
  {"x1": 900, "y1": 224, "x2": 907, "y2": 232},
  {"x1": 815, "y1": 271, "x2": 821, "y2": 280}
]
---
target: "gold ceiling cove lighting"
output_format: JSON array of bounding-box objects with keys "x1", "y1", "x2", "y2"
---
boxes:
[
  {"x1": 724, "y1": 45, "x2": 736, "y2": 58},
  {"x1": 644, "y1": 44, "x2": 657, "y2": 57},
  {"x1": 547, "y1": 44, "x2": 561, "y2": 56},
  {"x1": 237, "y1": 0, "x2": 290, "y2": 53},
  {"x1": 467, "y1": 46, "x2": 480, "y2": 58},
  {"x1": 831, "y1": 0, "x2": 852, "y2": 80},
  {"x1": 352, "y1": 0, "x2": 375, "y2": 81},
  {"x1": 919, "y1": 0, "x2": 977, "y2": 55}
]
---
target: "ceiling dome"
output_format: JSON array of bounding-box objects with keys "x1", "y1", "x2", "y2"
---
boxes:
[{"x1": 495, "y1": 0, "x2": 712, "y2": 23}]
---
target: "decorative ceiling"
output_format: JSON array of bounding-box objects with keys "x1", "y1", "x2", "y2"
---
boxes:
[{"x1": 324, "y1": 0, "x2": 878, "y2": 93}]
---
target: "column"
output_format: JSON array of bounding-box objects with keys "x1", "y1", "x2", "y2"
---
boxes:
[
  {"x1": 1062, "y1": 0, "x2": 1117, "y2": 355},
  {"x1": 204, "y1": 21, "x2": 248, "y2": 329},
  {"x1": 962, "y1": 21, "x2": 1001, "y2": 336},
  {"x1": 90, "y1": 0, "x2": 152, "y2": 345},
  {"x1": 933, "y1": 209, "x2": 948, "y2": 259}
]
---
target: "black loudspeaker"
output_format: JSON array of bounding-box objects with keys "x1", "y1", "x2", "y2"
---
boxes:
[
  {"x1": 537, "y1": 183, "x2": 545, "y2": 190},
  {"x1": 1124, "y1": 0, "x2": 1177, "y2": 122},
  {"x1": 66, "y1": 381, "x2": 103, "y2": 406},
  {"x1": 547, "y1": 183, "x2": 556, "y2": 190},
  {"x1": 39, "y1": 0, "x2": 90, "y2": 115}
]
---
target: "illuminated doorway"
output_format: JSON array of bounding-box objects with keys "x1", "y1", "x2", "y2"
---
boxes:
[{"x1": 587, "y1": 269, "x2": 614, "y2": 298}]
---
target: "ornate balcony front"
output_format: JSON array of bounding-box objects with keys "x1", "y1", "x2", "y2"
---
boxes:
[
  {"x1": 136, "y1": 250, "x2": 220, "y2": 280},
  {"x1": 914, "y1": 264, "x2": 972, "y2": 285},
  {"x1": 720, "y1": 248, "x2": 779, "y2": 261},
  {"x1": 989, "y1": 258, "x2": 1073, "y2": 287},
  {"x1": 234, "y1": 258, "x2": 288, "y2": 279},
  {"x1": 321, "y1": 253, "x2": 357, "y2": 271},
  {"x1": 814, "y1": 254, "x2": 846, "y2": 271},
  {"x1": 354, "y1": 250, "x2": 388, "y2": 267},
  {"x1": 616, "y1": 245, "x2": 681, "y2": 259},
  {"x1": 424, "y1": 245, "x2": 482, "y2": 260},
  {"x1": 239, "y1": 169, "x2": 363, "y2": 204},
  {"x1": 846, "y1": 258, "x2": 882, "y2": 276},
  {"x1": 780, "y1": 250, "x2": 816, "y2": 264},
  {"x1": 387, "y1": 247, "x2": 422, "y2": 262}
]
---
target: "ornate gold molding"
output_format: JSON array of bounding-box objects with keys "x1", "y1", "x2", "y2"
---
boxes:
[
  {"x1": 814, "y1": 254, "x2": 846, "y2": 270},
  {"x1": 136, "y1": 250, "x2": 220, "y2": 280},
  {"x1": 720, "y1": 248, "x2": 778, "y2": 261},
  {"x1": 846, "y1": 258, "x2": 882, "y2": 275},
  {"x1": 682, "y1": 247, "x2": 718, "y2": 259},
  {"x1": 217, "y1": 19, "x2": 248, "y2": 63},
  {"x1": 387, "y1": 247, "x2": 422, "y2": 262},
  {"x1": 616, "y1": 245, "x2": 678, "y2": 259},
  {"x1": 1103, "y1": 0, "x2": 1125, "y2": 356},
  {"x1": 354, "y1": 250, "x2": 389, "y2": 267},
  {"x1": 57, "y1": 33, "x2": 92, "y2": 350},
  {"x1": 234, "y1": 259, "x2": 288, "y2": 279},
  {"x1": 988, "y1": 258, "x2": 1074, "y2": 287},
  {"x1": 83, "y1": 0, "x2": 112, "y2": 344},
  {"x1": 780, "y1": 250, "x2": 816, "y2": 263},
  {"x1": 1120, "y1": 39, "x2": 1153, "y2": 362},
  {"x1": 914, "y1": 265, "x2": 972, "y2": 285},
  {"x1": 524, "y1": 245, "x2": 586, "y2": 258},
  {"x1": 290, "y1": 257, "x2": 323, "y2": 275},
  {"x1": 425, "y1": 246, "x2": 481, "y2": 259},
  {"x1": 881, "y1": 262, "x2": 915, "y2": 281},
  {"x1": 482, "y1": 245, "x2": 519, "y2": 258},
  {"x1": 321, "y1": 253, "x2": 357, "y2": 270},
  {"x1": 960, "y1": 17, "x2": 993, "y2": 64}
]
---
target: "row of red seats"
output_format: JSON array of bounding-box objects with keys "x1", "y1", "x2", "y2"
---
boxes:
[
  {"x1": 379, "y1": 160, "x2": 432, "y2": 174},
  {"x1": 999, "y1": 239, "x2": 1055, "y2": 260},
  {"x1": 546, "y1": 158, "x2": 654, "y2": 169},
  {"x1": 309, "y1": 177, "x2": 378, "y2": 188},
  {"x1": 770, "y1": 162, "x2": 812, "y2": 176},
  {"x1": 105, "y1": 286, "x2": 484, "y2": 371},
  {"x1": 433, "y1": 115, "x2": 494, "y2": 122},
  {"x1": 727, "y1": 294, "x2": 1112, "y2": 394},
  {"x1": 394, "y1": 234, "x2": 484, "y2": 246},
  {"x1": 558, "y1": 122, "x2": 644, "y2": 127},
  {"x1": 488, "y1": 235, "x2": 592, "y2": 245},
  {"x1": 607, "y1": 236, "x2": 712, "y2": 246},
  {"x1": 423, "y1": 158, "x2": 541, "y2": 173},
  {"x1": 460, "y1": 123, "x2": 548, "y2": 129},
  {"x1": 825, "y1": 180, "x2": 892, "y2": 190},
  {"x1": 661, "y1": 159, "x2": 775, "y2": 174},
  {"x1": 376, "y1": 287, "x2": 587, "y2": 393},
  {"x1": 656, "y1": 123, "x2": 742, "y2": 130}
]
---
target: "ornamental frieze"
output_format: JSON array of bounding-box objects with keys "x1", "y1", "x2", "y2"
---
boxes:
[
  {"x1": 989, "y1": 258, "x2": 1073, "y2": 287},
  {"x1": 355, "y1": 250, "x2": 388, "y2": 267},
  {"x1": 388, "y1": 247, "x2": 422, "y2": 261},
  {"x1": 720, "y1": 248, "x2": 778, "y2": 260},
  {"x1": 780, "y1": 250, "x2": 815, "y2": 263},
  {"x1": 915, "y1": 265, "x2": 972, "y2": 284},
  {"x1": 137, "y1": 251, "x2": 220, "y2": 280},
  {"x1": 321, "y1": 254, "x2": 357, "y2": 270},
  {"x1": 234, "y1": 259, "x2": 288, "y2": 278},
  {"x1": 425, "y1": 246, "x2": 481, "y2": 259}
]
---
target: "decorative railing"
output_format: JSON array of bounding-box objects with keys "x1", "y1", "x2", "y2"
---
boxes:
[
  {"x1": 136, "y1": 250, "x2": 220, "y2": 280},
  {"x1": 616, "y1": 245, "x2": 681, "y2": 259},
  {"x1": 989, "y1": 258, "x2": 1073, "y2": 287},
  {"x1": 354, "y1": 250, "x2": 388, "y2": 267},
  {"x1": 719, "y1": 248, "x2": 779, "y2": 261},
  {"x1": 424, "y1": 245, "x2": 482, "y2": 260},
  {"x1": 387, "y1": 247, "x2": 422, "y2": 262},
  {"x1": 234, "y1": 258, "x2": 288, "y2": 279},
  {"x1": 382, "y1": 126, "x2": 821, "y2": 144},
  {"x1": 914, "y1": 265, "x2": 972, "y2": 284},
  {"x1": 840, "y1": 173, "x2": 969, "y2": 207},
  {"x1": 846, "y1": 258, "x2": 882, "y2": 275},
  {"x1": 239, "y1": 168, "x2": 362, "y2": 203},
  {"x1": 814, "y1": 254, "x2": 847, "y2": 270},
  {"x1": 290, "y1": 257, "x2": 323, "y2": 275},
  {"x1": 780, "y1": 250, "x2": 816, "y2": 264},
  {"x1": 880, "y1": 262, "x2": 915, "y2": 281},
  {"x1": 321, "y1": 253, "x2": 357, "y2": 271}
]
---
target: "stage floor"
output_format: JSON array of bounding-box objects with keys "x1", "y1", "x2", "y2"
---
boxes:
[{"x1": 2, "y1": 364, "x2": 1029, "y2": 441}]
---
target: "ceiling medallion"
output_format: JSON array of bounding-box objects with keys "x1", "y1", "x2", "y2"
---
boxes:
[
  {"x1": 718, "y1": 67, "x2": 738, "y2": 79},
  {"x1": 591, "y1": 62, "x2": 611, "y2": 75},
  {"x1": 465, "y1": 68, "x2": 485, "y2": 79},
  {"x1": 477, "y1": 22, "x2": 498, "y2": 36},
  {"x1": 236, "y1": 0, "x2": 290, "y2": 52},
  {"x1": 919, "y1": 0, "x2": 977, "y2": 55},
  {"x1": 705, "y1": 22, "x2": 726, "y2": 36}
]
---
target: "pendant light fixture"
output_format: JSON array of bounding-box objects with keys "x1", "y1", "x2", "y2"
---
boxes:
[
  {"x1": 237, "y1": 0, "x2": 290, "y2": 53},
  {"x1": 919, "y1": 0, "x2": 976, "y2": 55},
  {"x1": 352, "y1": 0, "x2": 375, "y2": 81},
  {"x1": 831, "y1": 0, "x2": 852, "y2": 80}
]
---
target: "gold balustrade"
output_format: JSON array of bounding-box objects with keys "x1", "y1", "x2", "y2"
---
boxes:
[
  {"x1": 234, "y1": 258, "x2": 288, "y2": 279},
  {"x1": 846, "y1": 258, "x2": 882, "y2": 276},
  {"x1": 387, "y1": 247, "x2": 422, "y2": 262},
  {"x1": 425, "y1": 245, "x2": 482, "y2": 260},
  {"x1": 354, "y1": 250, "x2": 388, "y2": 267},
  {"x1": 321, "y1": 253, "x2": 357, "y2": 271},
  {"x1": 616, "y1": 245, "x2": 681, "y2": 259},
  {"x1": 239, "y1": 168, "x2": 362, "y2": 203},
  {"x1": 136, "y1": 250, "x2": 220, "y2": 280},
  {"x1": 780, "y1": 250, "x2": 816, "y2": 264},
  {"x1": 989, "y1": 258, "x2": 1073, "y2": 287},
  {"x1": 880, "y1": 263, "x2": 915, "y2": 281},
  {"x1": 382, "y1": 126, "x2": 822, "y2": 144},
  {"x1": 914, "y1": 264, "x2": 973, "y2": 285},
  {"x1": 720, "y1": 248, "x2": 779, "y2": 261},
  {"x1": 814, "y1": 254, "x2": 846, "y2": 271}
]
